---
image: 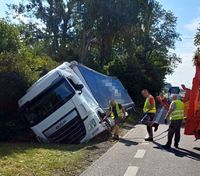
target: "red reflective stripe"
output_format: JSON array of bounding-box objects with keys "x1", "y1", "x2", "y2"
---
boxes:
[{"x1": 149, "y1": 96, "x2": 155, "y2": 105}]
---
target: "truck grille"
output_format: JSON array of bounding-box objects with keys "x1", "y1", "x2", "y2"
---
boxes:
[{"x1": 43, "y1": 110, "x2": 86, "y2": 144}]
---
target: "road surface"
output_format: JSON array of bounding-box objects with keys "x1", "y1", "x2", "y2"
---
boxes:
[{"x1": 81, "y1": 122, "x2": 200, "y2": 176}]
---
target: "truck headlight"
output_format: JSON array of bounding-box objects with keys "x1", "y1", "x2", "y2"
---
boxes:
[{"x1": 88, "y1": 119, "x2": 97, "y2": 132}]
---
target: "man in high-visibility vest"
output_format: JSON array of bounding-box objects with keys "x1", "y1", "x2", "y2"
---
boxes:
[
  {"x1": 141, "y1": 89, "x2": 159, "y2": 141},
  {"x1": 163, "y1": 94, "x2": 184, "y2": 149},
  {"x1": 103, "y1": 100, "x2": 125, "y2": 140}
]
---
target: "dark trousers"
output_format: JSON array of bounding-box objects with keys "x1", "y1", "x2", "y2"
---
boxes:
[
  {"x1": 141, "y1": 113, "x2": 155, "y2": 138},
  {"x1": 167, "y1": 120, "x2": 183, "y2": 146},
  {"x1": 146, "y1": 113, "x2": 155, "y2": 138}
]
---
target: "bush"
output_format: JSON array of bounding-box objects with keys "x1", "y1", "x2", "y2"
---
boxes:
[{"x1": 0, "y1": 52, "x2": 58, "y2": 141}]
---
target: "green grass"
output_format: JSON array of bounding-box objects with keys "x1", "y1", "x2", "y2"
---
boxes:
[
  {"x1": 0, "y1": 114, "x2": 140, "y2": 176},
  {"x1": 0, "y1": 143, "x2": 86, "y2": 176}
]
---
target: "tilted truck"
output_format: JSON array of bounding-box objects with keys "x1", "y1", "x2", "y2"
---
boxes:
[
  {"x1": 18, "y1": 61, "x2": 134, "y2": 144},
  {"x1": 168, "y1": 86, "x2": 182, "y2": 101}
]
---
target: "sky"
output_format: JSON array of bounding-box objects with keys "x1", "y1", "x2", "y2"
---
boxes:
[
  {"x1": 158, "y1": 0, "x2": 200, "y2": 88},
  {"x1": 0, "y1": 0, "x2": 200, "y2": 88}
]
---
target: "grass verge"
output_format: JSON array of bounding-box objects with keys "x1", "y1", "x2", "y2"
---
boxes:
[
  {"x1": 0, "y1": 143, "x2": 86, "y2": 176},
  {"x1": 0, "y1": 112, "x2": 140, "y2": 176}
]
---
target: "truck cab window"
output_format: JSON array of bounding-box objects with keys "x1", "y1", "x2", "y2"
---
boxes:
[{"x1": 22, "y1": 78, "x2": 75, "y2": 126}]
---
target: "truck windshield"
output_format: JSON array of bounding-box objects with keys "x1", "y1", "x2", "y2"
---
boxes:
[{"x1": 22, "y1": 78, "x2": 75, "y2": 127}]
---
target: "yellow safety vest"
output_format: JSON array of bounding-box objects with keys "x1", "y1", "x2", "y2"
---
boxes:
[
  {"x1": 170, "y1": 100, "x2": 184, "y2": 121},
  {"x1": 143, "y1": 96, "x2": 156, "y2": 113},
  {"x1": 110, "y1": 103, "x2": 123, "y2": 119}
]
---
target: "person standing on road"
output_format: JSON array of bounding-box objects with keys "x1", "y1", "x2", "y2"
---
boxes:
[
  {"x1": 163, "y1": 94, "x2": 184, "y2": 149},
  {"x1": 103, "y1": 100, "x2": 125, "y2": 140},
  {"x1": 141, "y1": 89, "x2": 159, "y2": 141}
]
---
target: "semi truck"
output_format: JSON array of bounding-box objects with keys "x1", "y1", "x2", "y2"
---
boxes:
[
  {"x1": 18, "y1": 61, "x2": 134, "y2": 144},
  {"x1": 168, "y1": 86, "x2": 182, "y2": 101}
]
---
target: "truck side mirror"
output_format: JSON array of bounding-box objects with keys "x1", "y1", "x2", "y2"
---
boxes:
[
  {"x1": 76, "y1": 84, "x2": 84, "y2": 91},
  {"x1": 74, "y1": 84, "x2": 84, "y2": 95},
  {"x1": 68, "y1": 78, "x2": 84, "y2": 92}
]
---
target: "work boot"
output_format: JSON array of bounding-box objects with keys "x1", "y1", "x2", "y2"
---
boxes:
[
  {"x1": 152, "y1": 123, "x2": 159, "y2": 132},
  {"x1": 162, "y1": 144, "x2": 171, "y2": 150},
  {"x1": 113, "y1": 135, "x2": 119, "y2": 140},
  {"x1": 174, "y1": 144, "x2": 179, "y2": 149},
  {"x1": 145, "y1": 137, "x2": 153, "y2": 142}
]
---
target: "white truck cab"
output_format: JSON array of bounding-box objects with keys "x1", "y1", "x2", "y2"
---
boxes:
[
  {"x1": 168, "y1": 86, "x2": 182, "y2": 101},
  {"x1": 18, "y1": 61, "x2": 134, "y2": 144}
]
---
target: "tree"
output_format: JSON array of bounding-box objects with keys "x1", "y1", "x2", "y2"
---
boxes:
[
  {"x1": 194, "y1": 26, "x2": 200, "y2": 65},
  {"x1": 194, "y1": 27, "x2": 200, "y2": 46},
  {"x1": 8, "y1": 0, "x2": 81, "y2": 61},
  {"x1": 78, "y1": 0, "x2": 141, "y2": 66},
  {"x1": 0, "y1": 19, "x2": 58, "y2": 140},
  {"x1": 0, "y1": 50, "x2": 58, "y2": 141},
  {"x1": 0, "y1": 0, "x2": 181, "y2": 140},
  {"x1": 7, "y1": 0, "x2": 181, "y2": 101},
  {"x1": 107, "y1": 0, "x2": 181, "y2": 101},
  {"x1": 0, "y1": 20, "x2": 21, "y2": 53}
]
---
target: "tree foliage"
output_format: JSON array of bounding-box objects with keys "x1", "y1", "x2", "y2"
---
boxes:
[
  {"x1": 0, "y1": 20, "x2": 21, "y2": 53},
  {"x1": 8, "y1": 0, "x2": 80, "y2": 61},
  {"x1": 0, "y1": 0, "x2": 181, "y2": 140},
  {"x1": 194, "y1": 27, "x2": 200, "y2": 46},
  {"x1": 194, "y1": 24, "x2": 200, "y2": 63},
  {"x1": 0, "y1": 20, "x2": 58, "y2": 141},
  {"x1": 0, "y1": 51, "x2": 58, "y2": 141},
  {"x1": 6, "y1": 0, "x2": 180, "y2": 108}
]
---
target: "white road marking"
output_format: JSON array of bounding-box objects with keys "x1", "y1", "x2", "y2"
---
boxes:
[
  {"x1": 134, "y1": 149, "x2": 146, "y2": 158},
  {"x1": 124, "y1": 166, "x2": 139, "y2": 176},
  {"x1": 141, "y1": 141, "x2": 149, "y2": 145},
  {"x1": 145, "y1": 133, "x2": 149, "y2": 139}
]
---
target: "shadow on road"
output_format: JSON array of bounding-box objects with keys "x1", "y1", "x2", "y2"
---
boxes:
[
  {"x1": 149, "y1": 129, "x2": 168, "y2": 141},
  {"x1": 122, "y1": 123, "x2": 136, "y2": 130},
  {"x1": 153, "y1": 135, "x2": 168, "y2": 141},
  {"x1": 153, "y1": 129, "x2": 168, "y2": 138},
  {"x1": 153, "y1": 141, "x2": 200, "y2": 161},
  {"x1": 194, "y1": 147, "x2": 200, "y2": 151},
  {"x1": 119, "y1": 138, "x2": 138, "y2": 146}
]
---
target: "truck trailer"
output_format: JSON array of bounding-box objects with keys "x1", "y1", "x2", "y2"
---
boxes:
[{"x1": 18, "y1": 61, "x2": 134, "y2": 144}]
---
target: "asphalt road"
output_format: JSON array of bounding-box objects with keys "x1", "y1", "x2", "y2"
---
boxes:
[{"x1": 81, "y1": 117, "x2": 200, "y2": 176}]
